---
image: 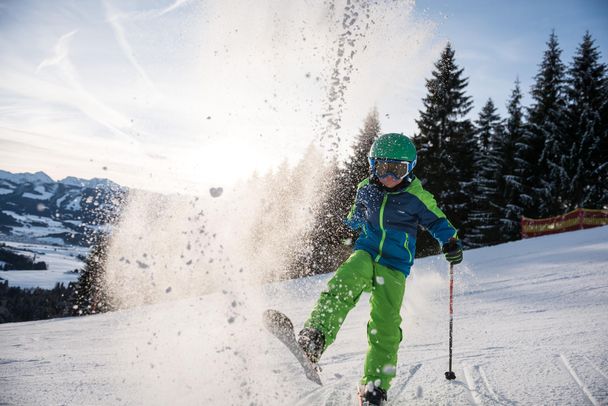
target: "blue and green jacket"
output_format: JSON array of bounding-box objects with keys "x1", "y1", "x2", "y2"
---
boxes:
[{"x1": 345, "y1": 176, "x2": 458, "y2": 276}]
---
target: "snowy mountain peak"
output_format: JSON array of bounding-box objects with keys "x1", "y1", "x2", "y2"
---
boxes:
[
  {"x1": 0, "y1": 170, "x2": 54, "y2": 185},
  {"x1": 59, "y1": 176, "x2": 88, "y2": 187},
  {"x1": 1, "y1": 169, "x2": 127, "y2": 246},
  {"x1": 59, "y1": 176, "x2": 119, "y2": 189}
]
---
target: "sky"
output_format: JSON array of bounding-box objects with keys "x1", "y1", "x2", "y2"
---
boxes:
[
  {"x1": 0, "y1": 0, "x2": 606, "y2": 194},
  {"x1": 416, "y1": 0, "x2": 608, "y2": 115}
]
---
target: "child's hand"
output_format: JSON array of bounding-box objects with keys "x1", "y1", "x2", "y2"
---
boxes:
[{"x1": 442, "y1": 238, "x2": 463, "y2": 264}]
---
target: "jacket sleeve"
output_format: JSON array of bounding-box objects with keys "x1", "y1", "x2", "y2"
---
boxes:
[
  {"x1": 344, "y1": 178, "x2": 369, "y2": 231},
  {"x1": 413, "y1": 186, "x2": 458, "y2": 246}
]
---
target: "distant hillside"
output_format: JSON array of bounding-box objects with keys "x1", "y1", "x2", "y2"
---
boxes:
[{"x1": 0, "y1": 170, "x2": 127, "y2": 246}]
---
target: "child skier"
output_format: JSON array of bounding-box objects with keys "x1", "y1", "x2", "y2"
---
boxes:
[{"x1": 297, "y1": 133, "x2": 463, "y2": 405}]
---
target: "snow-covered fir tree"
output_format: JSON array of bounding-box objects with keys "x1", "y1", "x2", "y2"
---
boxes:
[
  {"x1": 499, "y1": 79, "x2": 526, "y2": 241},
  {"x1": 344, "y1": 106, "x2": 381, "y2": 187},
  {"x1": 74, "y1": 233, "x2": 113, "y2": 315},
  {"x1": 520, "y1": 32, "x2": 568, "y2": 217},
  {"x1": 293, "y1": 109, "x2": 381, "y2": 276},
  {"x1": 468, "y1": 99, "x2": 504, "y2": 247},
  {"x1": 415, "y1": 43, "x2": 475, "y2": 246},
  {"x1": 565, "y1": 32, "x2": 608, "y2": 210}
]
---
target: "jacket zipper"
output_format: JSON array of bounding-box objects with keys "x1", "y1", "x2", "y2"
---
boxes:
[{"x1": 404, "y1": 232, "x2": 412, "y2": 263}]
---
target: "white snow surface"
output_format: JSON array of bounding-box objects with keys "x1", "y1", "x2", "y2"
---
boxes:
[
  {"x1": 0, "y1": 241, "x2": 86, "y2": 289},
  {"x1": 22, "y1": 186, "x2": 54, "y2": 200},
  {"x1": 0, "y1": 170, "x2": 53, "y2": 185},
  {"x1": 65, "y1": 196, "x2": 82, "y2": 211},
  {"x1": 1, "y1": 211, "x2": 71, "y2": 242},
  {"x1": 1, "y1": 227, "x2": 607, "y2": 405}
]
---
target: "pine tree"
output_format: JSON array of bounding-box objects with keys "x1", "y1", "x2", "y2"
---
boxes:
[
  {"x1": 520, "y1": 31, "x2": 568, "y2": 217},
  {"x1": 565, "y1": 32, "x2": 608, "y2": 210},
  {"x1": 74, "y1": 233, "x2": 113, "y2": 315},
  {"x1": 344, "y1": 107, "x2": 381, "y2": 187},
  {"x1": 469, "y1": 99, "x2": 504, "y2": 247},
  {"x1": 415, "y1": 43, "x2": 475, "y2": 246},
  {"x1": 499, "y1": 79, "x2": 526, "y2": 240},
  {"x1": 297, "y1": 159, "x2": 348, "y2": 276},
  {"x1": 294, "y1": 108, "x2": 381, "y2": 276}
]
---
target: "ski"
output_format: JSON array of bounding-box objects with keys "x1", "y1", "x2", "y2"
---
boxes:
[{"x1": 262, "y1": 309, "x2": 323, "y2": 385}]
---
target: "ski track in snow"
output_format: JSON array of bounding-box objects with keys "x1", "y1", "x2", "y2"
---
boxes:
[
  {"x1": 559, "y1": 353, "x2": 608, "y2": 406},
  {"x1": 462, "y1": 363, "x2": 512, "y2": 406},
  {"x1": 0, "y1": 226, "x2": 607, "y2": 405}
]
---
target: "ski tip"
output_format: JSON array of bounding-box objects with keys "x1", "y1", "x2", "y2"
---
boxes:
[
  {"x1": 307, "y1": 371, "x2": 322, "y2": 386},
  {"x1": 262, "y1": 309, "x2": 276, "y2": 319},
  {"x1": 262, "y1": 309, "x2": 294, "y2": 331},
  {"x1": 262, "y1": 309, "x2": 279, "y2": 329}
]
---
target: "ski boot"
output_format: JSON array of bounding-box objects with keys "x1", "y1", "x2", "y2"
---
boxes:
[
  {"x1": 357, "y1": 383, "x2": 387, "y2": 406},
  {"x1": 297, "y1": 327, "x2": 325, "y2": 363}
]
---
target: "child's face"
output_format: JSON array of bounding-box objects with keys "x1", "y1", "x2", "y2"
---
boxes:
[{"x1": 378, "y1": 175, "x2": 402, "y2": 188}]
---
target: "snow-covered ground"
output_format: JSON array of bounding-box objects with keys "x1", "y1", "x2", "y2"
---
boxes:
[
  {"x1": 0, "y1": 227, "x2": 607, "y2": 405},
  {"x1": 0, "y1": 241, "x2": 87, "y2": 289},
  {"x1": 2, "y1": 211, "x2": 72, "y2": 240}
]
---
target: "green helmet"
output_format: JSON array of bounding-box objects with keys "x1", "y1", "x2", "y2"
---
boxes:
[{"x1": 369, "y1": 133, "x2": 417, "y2": 161}]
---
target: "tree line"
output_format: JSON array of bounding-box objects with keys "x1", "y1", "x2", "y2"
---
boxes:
[
  {"x1": 0, "y1": 234, "x2": 113, "y2": 323},
  {"x1": 0, "y1": 244, "x2": 48, "y2": 270},
  {"x1": 294, "y1": 30, "x2": 607, "y2": 275},
  {"x1": 415, "y1": 31, "x2": 606, "y2": 248}
]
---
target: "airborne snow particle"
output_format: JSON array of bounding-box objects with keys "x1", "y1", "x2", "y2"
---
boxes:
[
  {"x1": 375, "y1": 276, "x2": 385, "y2": 285},
  {"x1": 136, "y1": 260, "x2": 149, "y2": 269},
  {"x1": 382, "y1": 364, "x2": 396, "y2": 375},
  {"x1": 209, "y1": 187, "x2": 223, "y2": 198}
]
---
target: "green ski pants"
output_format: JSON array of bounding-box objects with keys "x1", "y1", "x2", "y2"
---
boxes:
[{"x1": 304, "y1": 250, "x2": 406, "y2": 391}]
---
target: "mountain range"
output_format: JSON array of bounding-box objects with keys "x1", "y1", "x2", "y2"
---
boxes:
[{"x1": 0, "y1": 170, "x2": 127, "y2": 246}]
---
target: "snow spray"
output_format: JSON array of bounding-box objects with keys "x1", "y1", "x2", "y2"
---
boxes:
[{"x1": 100, "y1": 1, "x2": 437, "y2": 404}]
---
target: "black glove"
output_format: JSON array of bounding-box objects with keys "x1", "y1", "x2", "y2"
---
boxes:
[{"x1": 442, "y1": 238, "x2": 463, "y2": 265}]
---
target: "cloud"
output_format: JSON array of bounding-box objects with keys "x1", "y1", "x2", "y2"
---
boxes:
[
  {"x1": 104, "y1": 0, "x2": 193, "y2": 22},
  {"x1": 27, "y1": 29, "x2": 138, "y2": 141},
  {"x1": 157, "y1": 0, "x2": 193, "y2": 18},
  {"x1": 103, "y1": 0, "x2": 161, "y2": 100},
  {"x1": 36, "y1": 30, "x2": 78, "y2": 73}
]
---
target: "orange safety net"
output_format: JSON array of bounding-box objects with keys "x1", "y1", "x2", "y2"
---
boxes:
[{"x1": 520, "y1": 208, "x2": 608, "y2": 238}]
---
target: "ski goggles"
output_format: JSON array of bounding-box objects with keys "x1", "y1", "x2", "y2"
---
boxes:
[{"x1": 369, "y1": 157, "x2": 416, "y2": 180}]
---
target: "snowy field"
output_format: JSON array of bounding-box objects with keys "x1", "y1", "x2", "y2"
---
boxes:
[
  {"x1": 0, "y1": 241, "x2": 86, "y2": 289},
  {"x1": 1, "y1": 211, "x2": 71, "y2": 242},
  {"x1": 0, "y1": 226, "x2": 607, "y2": 405}
]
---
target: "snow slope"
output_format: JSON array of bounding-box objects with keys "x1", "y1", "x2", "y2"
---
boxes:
[
  {"x1": 0, "y1": 241, "x2": 86, "y2": 289},
  {"x1": 1, "y1": 226, "x2": 607, "y2": 405}
]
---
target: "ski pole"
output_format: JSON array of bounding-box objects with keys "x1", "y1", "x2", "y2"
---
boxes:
[{"x1": 445, "y1": 262, "x2": 456, "y2": 380}]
